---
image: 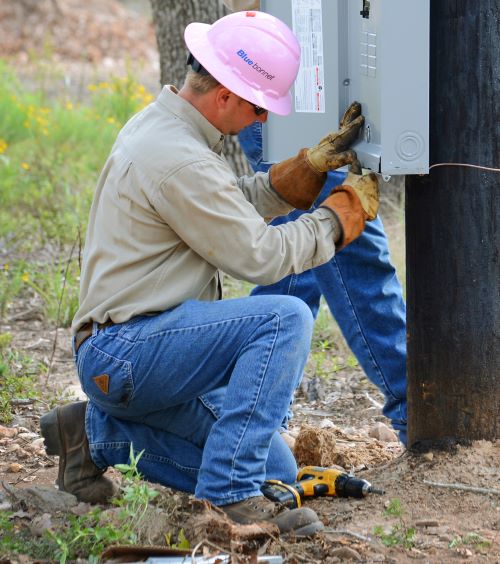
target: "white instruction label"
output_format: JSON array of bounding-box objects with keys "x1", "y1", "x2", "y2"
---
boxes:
[{"x1": 292, "y1": 0, "x2": 325, "y2": 113}]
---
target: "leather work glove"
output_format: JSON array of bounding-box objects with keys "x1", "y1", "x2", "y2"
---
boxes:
[
  {"x1": 320, "y1": 168, "x2": 380, "y2": 250},
  {"x1": 269, "y1": 102, "x2": 364, "y2": 210}
]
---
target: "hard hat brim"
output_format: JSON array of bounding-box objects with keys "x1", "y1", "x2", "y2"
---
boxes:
[{"x1": 184, "y1": 22, "x2": 293, "y2": 116}]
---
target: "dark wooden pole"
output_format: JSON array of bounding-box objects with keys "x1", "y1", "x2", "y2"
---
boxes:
[{"x1": 406, "y1": 0, "x2": 500, "y2": 448}]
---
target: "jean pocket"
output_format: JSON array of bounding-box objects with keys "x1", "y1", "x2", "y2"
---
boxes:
[{"x1": 79, "y1": 343, "x2": 134, "y2": 409}]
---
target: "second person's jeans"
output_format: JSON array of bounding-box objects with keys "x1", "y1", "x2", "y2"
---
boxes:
[{"x1": 239, "y1": 122, "x2": 407, "y2": 444}]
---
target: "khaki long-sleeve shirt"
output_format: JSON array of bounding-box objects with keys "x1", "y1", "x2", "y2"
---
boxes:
[{"x1": 72, "y1": 86, "x2": 340, "y2": 333}]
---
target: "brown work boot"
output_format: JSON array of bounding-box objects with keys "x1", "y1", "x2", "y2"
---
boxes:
[
  {"x1": 222, "y1": 495, "x2": 323, "y2": 537},
  {"x1": 40, "y1": 401, "x2": 118, "y2": 504}
]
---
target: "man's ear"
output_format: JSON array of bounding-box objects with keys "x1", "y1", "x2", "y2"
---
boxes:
[{"x1": 214, "y1": 86, "x2": 233, "y2": 112}]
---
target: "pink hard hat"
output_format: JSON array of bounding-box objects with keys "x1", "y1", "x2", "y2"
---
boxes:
[{"x1": 184, "y1": 11, "x2": 301, "y2": 116}]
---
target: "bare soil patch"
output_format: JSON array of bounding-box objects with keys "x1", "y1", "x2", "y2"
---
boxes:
[{"x1": 1, "y1": 308, "x2": 498, "y2": 563}]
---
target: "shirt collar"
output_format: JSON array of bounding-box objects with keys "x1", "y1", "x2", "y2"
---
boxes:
[{"x1": 156, "y1": 85, "x2": 225, "y2": 154}]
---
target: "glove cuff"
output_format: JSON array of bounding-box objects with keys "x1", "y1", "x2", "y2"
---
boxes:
[
  {"x1": 319, "y1": 185, "x2": 366, "y2": 250},
  {"x1": 270, "y1": 149, "x2": 326, "y2": 210}
]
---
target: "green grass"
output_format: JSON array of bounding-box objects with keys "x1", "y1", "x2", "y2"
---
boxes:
[
  {"x1": 0, "y1": 332, "x2": 44, "y2": 423},
  {"x1": 0, "y1": 59, "x2": 154, "y2": 326}
]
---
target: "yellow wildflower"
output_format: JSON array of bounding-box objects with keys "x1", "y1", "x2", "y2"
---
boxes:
[
  {"x1": 21, "y1": 272, "x2": 29, "y2": 283},
  {"x1": 66, "y1": 102, "x2": 73, "y2": 110},
  {"x1": 21, "y1": 162, "x2": 30, "y2": 170},
  {"x1": 0, "y1": 139, "x2": 7, "y2": 154},
  {"x1": 3, "y1": 264, "x2": 9, "y2": 271}
]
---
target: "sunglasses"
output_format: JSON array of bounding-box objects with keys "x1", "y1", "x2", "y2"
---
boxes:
[
  {"x1": 251, "y1": 103, "x2": 267, "y2": 116},
  {"x1": 241, "y1": 97, "x2": 267, "y2": 116}
]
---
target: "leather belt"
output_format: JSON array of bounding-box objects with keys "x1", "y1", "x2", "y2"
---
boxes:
[{"x1": 75, "y1": 320, "x2": 114, "y2": 353}]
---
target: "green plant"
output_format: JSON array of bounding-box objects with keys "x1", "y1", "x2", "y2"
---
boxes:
[
  {"x1": 0, "y1": 262, "x2": 26, "y2": 319},
  {"x1": 22, "y1": 257, "x2": 80, "y2": 327},
  {"x1": 165, "y1": 528, "x2": 190, "y2": 550},
  {"x1": 0, "y1": 332, "x2": 42, "y2": 423},
  {"x1": 114, "y1": 445, "x2": 160, "y2": 528},
  {"x1": 309, "y1": 338, "x2": 334, "y2": 379},
  {"x1": 373, "y1": 498, "x2": 416, "y2": 549},
  {"x1": 449, "y1": 532, "x2": 491, "y2": 551},
  {"x1": 48, "y1": 445, "x2": 161, "y2": 563}
]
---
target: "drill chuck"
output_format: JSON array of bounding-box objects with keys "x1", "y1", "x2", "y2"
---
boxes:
[{"x1": 335, "y1": 474, "x2": 385, "y2": 498}]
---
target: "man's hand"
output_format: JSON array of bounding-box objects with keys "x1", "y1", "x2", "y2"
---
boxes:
[
  {"x1": 305, "y1": 102, "x2": 364, "y2": 173},
  {"x1": 343, "y1": 169, "x2": 380, "y2": 221},
  {"x1": 269, "y1": 101, "x2": 365, "y2": 210},
  {"x1": 320, "y1": 168, "x2": 380, "y2": 250}
]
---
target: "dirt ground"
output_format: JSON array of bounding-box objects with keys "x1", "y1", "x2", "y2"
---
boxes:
[
  {"x1": 1, "y1": 1, "x2": 499, "y2": 563},
  {"x1": 1, "y1": 317, "x2": 499, "y2": 563}
]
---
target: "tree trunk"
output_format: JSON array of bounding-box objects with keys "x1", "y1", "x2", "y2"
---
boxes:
[
  {"x1": 405, "y1": 0, "x2": 500, "y2": 448},
  {"x1": 149, "y1": 0, "x2": 251, "y2": 176}
]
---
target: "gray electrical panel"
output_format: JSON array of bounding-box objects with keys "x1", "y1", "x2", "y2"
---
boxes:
[{"x1": 261, "y1": 0, "x2": 430, "y2": 175}]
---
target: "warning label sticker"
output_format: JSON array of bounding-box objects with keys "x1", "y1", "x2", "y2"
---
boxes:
[{"x1": 292, "y1": 0, "x2": 325, "y2": 113}]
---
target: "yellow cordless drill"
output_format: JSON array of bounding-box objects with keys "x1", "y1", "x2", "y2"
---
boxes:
[{"x1": 261, "y1": 466, "x2": 385, "y2": 508}]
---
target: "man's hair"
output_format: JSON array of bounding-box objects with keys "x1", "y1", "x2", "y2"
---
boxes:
[{"x1": 185, "y1": 68, "x2": 220, "y2": 94}]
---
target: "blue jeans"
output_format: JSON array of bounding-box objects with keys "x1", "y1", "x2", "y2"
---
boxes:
[
  {"x1": 76, "y1": 295, "x2": 313, "y2": 504},
  {"x1": 239, "y1": 122, "x2": 407, "y2": 444}
]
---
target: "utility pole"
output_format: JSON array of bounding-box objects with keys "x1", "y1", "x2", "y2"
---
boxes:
[{"x1": 406, "y1": 1, "x2": 499, "y2": 447}]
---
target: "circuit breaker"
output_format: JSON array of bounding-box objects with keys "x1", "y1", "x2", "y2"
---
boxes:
[{"x1": 260, "y1": 0, "x2": 430, "y2": 175}]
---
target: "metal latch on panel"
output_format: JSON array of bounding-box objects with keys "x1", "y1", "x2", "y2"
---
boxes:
[{"x1": 360, "y1": 1, "x2": 370, "y2": 19}]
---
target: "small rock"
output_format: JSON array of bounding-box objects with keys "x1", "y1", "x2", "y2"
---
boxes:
[
  {"x1": 456, "y1": 547, "x2": 473, "y2": 557},
  {"x1": 0, "y1": 425, "x2": 18, "y2": 439},
  {"x1": 6, "y1": 443, "x2": 21, "y2": 453},
  {"x1": 3, "y1": 484, "x2": 78, "y2": 513},
  {"x1": 408, "y1": 548, "x2": 426, "y2": 559},
  {"x1": 415, "y1": 519, "x2": 440, "y2": 528},
  {"x1": 330, "y1": 547, "x2": 362, "y2": 560},
  {"x1": 427, "y1": 526, "x2": 450, "y2": 536},
  {"x1": 10, "y1": 416, "x2": 31, "y2": 428},
  {"x1": 367, "y1": 422, "x2": 398, "y2": 442},
  {"x1": 18, "y1": 432, "x2": 38, "y2": 441},
  {"x1": 319, "y1": 418, "x2": 335, "y2": 429},
  {"x1": 30, "y1": 513, "x2": 53, "y2": 536},
  {"x1": 301, "y1": 376, "x2": 327, "y2": 401},
  {"x1": 7, "y1": 462, "x2": 24, "y2": 473},
  {"x1": 71, "y1": 502, "x2": 93, "y2": 516},
  {"x1": 31, "y1": 437, "x2": 45, "y2": 450},
  {"x1": 422, "y1": 451, "x2": 434, "y2": 462}
]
